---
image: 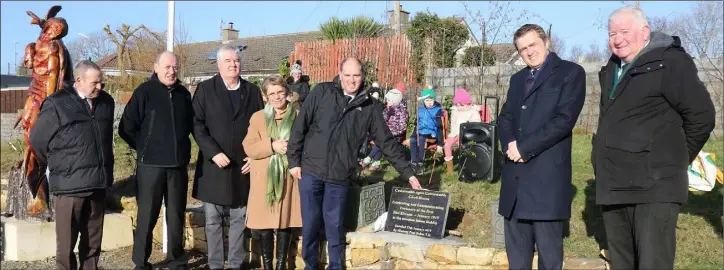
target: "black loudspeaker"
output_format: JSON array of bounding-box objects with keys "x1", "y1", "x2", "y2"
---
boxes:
[{"x1": 458, "y1": 96, "x2": 502, "y2": 183}]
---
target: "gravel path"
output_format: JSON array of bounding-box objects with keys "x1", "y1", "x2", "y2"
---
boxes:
[{"x1": 1, "y1": 244, "x2": 211, "y2": 269}]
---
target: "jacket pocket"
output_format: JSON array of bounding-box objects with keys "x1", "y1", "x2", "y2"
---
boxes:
[
  {"x1": 649, "y1": 121, "x2": 688, "y2": 179},
  {"x1": 603, "y1": 135, "x2": 653, "y2": 191}
]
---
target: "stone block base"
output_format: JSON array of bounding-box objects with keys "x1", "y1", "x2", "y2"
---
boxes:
[{"x1": 2, "y1": 212, "x2": 133, "y2": 261}]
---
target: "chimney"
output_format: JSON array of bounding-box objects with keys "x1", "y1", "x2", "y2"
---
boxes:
[
  {"x1": 387, "y1": 5, "x2": 410, "y2": 30},
  {"x1": 221, "y1": 22, "x2": 239, "y2": 41}
]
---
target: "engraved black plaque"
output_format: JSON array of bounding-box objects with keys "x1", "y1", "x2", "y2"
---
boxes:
[{"x1": 384, "y1": 187, "x2": 450, "y2": 239}]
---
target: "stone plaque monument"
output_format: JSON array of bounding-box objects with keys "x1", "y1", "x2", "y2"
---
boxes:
[{"x1": 384, "y1": 187, "x2": 450, "y2": 239}]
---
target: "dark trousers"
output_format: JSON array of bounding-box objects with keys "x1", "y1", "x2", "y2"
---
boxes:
[
  {"x1": 601, "y1": 203, "x2": 680, "y2": 270},
  {"x1": 55, "y1": 190, "x2": 106, "y2": 270},
  {"x1": 132, "y1": 165, "x2": 188, "y2": 269},
  {"x1": 409, "y1": 131, "x2": 435, "y2": 164},
  {"x1": 299, "y1": 173, "x2": 349, "y2": 270},
  {"x1": 504, "y1": 216, "x2": 564, "y2": 270}
]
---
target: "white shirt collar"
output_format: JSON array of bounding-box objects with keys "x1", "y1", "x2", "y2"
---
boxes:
[{"x1": 226, "y1": 80, "x2": 241, "y2": 91}]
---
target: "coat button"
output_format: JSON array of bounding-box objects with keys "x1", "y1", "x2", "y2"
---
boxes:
[
  {"x1": 518, "y1": 128, "x2": 523, "y2": 132},
  {"x1": 522, "y1": 105, "x2": 527, "y2": 109},
  {"x1": 647, "y1": 67, "x2": 651, "y2": 70}
]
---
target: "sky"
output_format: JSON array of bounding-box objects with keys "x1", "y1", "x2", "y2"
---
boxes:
[{"x1": 0, "y1": 1, "x2": 696, "y2": 75}]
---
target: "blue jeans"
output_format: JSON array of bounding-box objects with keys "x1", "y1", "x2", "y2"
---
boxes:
[
  {"x1": 409, "y1": 130, "x2": 435, "y2": 164},
  {"x1": 299, "y1": 173, "x2": 349, "y2": 270}
]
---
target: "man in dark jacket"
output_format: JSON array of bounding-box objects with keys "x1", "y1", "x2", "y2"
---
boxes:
[
  {"x1": 497, "y1": 24, "x2": 586, "y2": 269},
  {"x1": 287, "y1": 57, "x2": 421, "y2": 269},
  {"x1": 286, "y1": 62, "x2": 310, "y2": 104},
  {"x1": 118, "y1": 51, "x2": 193, "y2": 270},
  {"x1": 30, "y1": 60, "x2": 114, "y2": 270},
  {"x1": 593, "y1": 7, "x2": 715, "y2": 269},
  {"x1": 192, "y1": 45, "x2": 263, "y2": 270}
]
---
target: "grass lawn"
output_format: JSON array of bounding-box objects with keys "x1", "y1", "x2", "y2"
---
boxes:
[{"x1": 1, "y1": 134, "x2": 721, "y2": 269}]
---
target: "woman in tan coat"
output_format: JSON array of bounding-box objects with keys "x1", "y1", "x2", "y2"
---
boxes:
[{"x1": 243, "y1": 75, "x2": 302, "y2": 270}]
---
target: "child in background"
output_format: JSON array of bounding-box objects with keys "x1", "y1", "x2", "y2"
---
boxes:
[
  {"x1": 405, "y1": 88, "x2": 444, "y2": 174},
  {"x1": 444, "y1": 88, "x2": 482, "y2": 173},
  {"x1": 360, "y1": 89, "x2": 408, "y2": 171}
]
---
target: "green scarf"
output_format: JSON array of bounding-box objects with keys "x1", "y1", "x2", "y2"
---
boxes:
[{"x1": 263, "y1": 103, "x2": 296, "y2": 208}]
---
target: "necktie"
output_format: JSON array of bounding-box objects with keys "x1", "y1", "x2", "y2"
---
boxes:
[
  {"x1": 524, "y1": 69, "x2": 537, "y2": 96},
  {"x1": 345, "y1": 95, "x2": 352, "y2": 104},
  {"x1": 85, "y1": 98, "x2": 94, "y2": 113}
]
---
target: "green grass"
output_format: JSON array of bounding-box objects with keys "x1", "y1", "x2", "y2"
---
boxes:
[{"x1": 363, "y1": 134, "x2": 723, "y2": 269}]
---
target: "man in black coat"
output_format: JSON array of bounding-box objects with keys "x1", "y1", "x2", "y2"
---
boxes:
[
  {"x1": 593, "y1": 7, "x2": 715, "y2": 269},
  {"x1": 192, "y1": 45, "x2": 263, "y2": 270},
  {"x1": 497, "y1": 24, "x2": 586, "y2": 269},
  {"x1": 287, "y1": 57, "x2": 421, "y2": 270},
  {"x1": 30, "y1": 60, "x2": 114, "y2": 270},
  {"x1": 118, "y1": 51, "x2": 194, "y2": 270}
]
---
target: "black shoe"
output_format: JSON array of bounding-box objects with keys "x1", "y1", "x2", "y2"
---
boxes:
[{"x1": 275, "y1": 229, "x2": 293, "y2": 270}]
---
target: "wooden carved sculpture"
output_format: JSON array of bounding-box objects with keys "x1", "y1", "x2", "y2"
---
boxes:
[{"x1": 8, "y1": 5, "x2": 72, "y2": 219}]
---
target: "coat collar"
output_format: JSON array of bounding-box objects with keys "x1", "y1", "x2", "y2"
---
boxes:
[{"x1": 523, "y1": 52, "x2": 561, "y2": 101}]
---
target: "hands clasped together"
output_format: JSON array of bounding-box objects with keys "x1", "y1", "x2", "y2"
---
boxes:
[{"x1": 506, "y1": 141, "x2": 525, "y2": 163}]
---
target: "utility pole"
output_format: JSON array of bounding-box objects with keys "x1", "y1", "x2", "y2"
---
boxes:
[
  {"x1": 393, "y1": 0, "x2": 401, "y2": 34},
  {"x1": 14, "y1": 41, "x2": 18, "y2": 75},
  {"x1": 162, "y1": 1, "x2": 175, "y2": 255},
  {"x1": 479, "y1": 21, "x2": 486, "y2": 97},
  {"x1": 167, "y1": 1, "x2": 175, "y2": 52}
]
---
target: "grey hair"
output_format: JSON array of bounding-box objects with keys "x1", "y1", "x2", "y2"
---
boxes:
[
  {"x1": 216, "y1": 45, "x2": 241, "y2": 61},
  {"x1": 73, "y1": 60, "x2": 102, "y2": 79},
  {"x1": 155, "y1": 51, "x2": 178, "y2": 64},
  {"x1": 609, "y1": 6, "x2": 649, "y2": 28}
]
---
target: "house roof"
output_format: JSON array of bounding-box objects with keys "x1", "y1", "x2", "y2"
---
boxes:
[
  {"x1": 0, "y1": 75, "x2": 32, "y2": 89},
  {"x1": 98, "y1": 31, "x2": 324, "y2": 77},
  {"x1": 489, "y1": 43, "x2": 517, "y2": 63}
]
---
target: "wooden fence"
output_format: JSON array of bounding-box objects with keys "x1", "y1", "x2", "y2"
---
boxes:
[{"x1": 290, "y1": 35, "x2": 415, "y2": 88}]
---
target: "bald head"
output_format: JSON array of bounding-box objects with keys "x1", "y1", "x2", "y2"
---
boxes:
[
  {"x1": 154, "y1": 51, "x2": 178, "y2": 87},
  {"x1": 338, "y1": 57, "x2": 364, "y2": 95}
]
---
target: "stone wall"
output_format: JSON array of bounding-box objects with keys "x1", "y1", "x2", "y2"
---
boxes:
[
  {"x1": 426, "y1": 61, "x2": 724, "y2": 136},
  {"x1": 0, "y1": 112, "x2": 22, "y2": 140}
]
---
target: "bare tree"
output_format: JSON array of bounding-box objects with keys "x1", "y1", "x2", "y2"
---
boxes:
[
  {"x1": 103, "y1": 24, "x2": 147, "y2": 77},
  {"x1": 569, "y1": 44, "x2": 585, "y2": 63},
  {"x1": 462, "y1": 1, "x2": 534, "y2": 101},
  {"x1": 648, "y1": 16, "x2": 677, "y2": 34},
  {"x1": 66, "y1": 31, "x2": 114, "y2": 63},
  {"x1": 674, "y1": 1, "x2": 723, "y2": 59},
  {"x1": 584, "y1": 42, "x2": 605, "y2": 63},
  {"x1": 549, "y1": 34, "x2": 566, "y2": 59}
]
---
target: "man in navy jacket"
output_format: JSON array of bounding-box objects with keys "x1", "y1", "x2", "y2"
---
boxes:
[{"x1": 497, "y1": 24, "x2": 586, "y2": 269}]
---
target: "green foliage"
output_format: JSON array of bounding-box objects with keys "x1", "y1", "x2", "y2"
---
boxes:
[
  {"x1": 278, "y1": 59, "x2": 291, "y2": 79},
  {"x1": 406, "y1": 12, "x2": 470, "y2": 83},
  {"x1": 247, "y1": 76, "x2": 264, "y2": 88},
  {"x1": 462, "y1": 45, "x2": 496, "y2": 67},
  {"x1": 320, "y1": 16, "x2": 384, "y2": 41},
  {"x1": 362, "y1": 60, "x2": 378, "y2": 87}
]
